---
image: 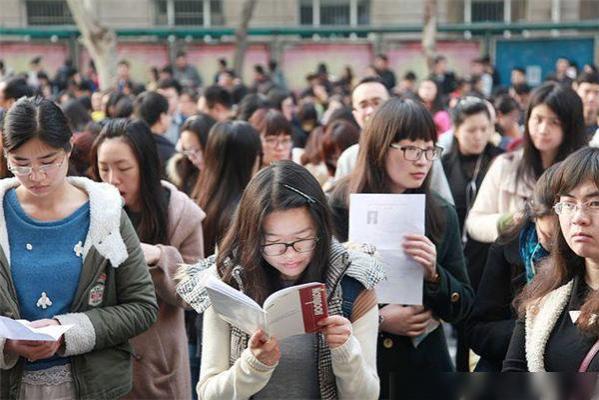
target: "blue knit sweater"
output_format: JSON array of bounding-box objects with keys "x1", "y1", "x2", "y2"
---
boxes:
[{"x1": 4, "y1": 189, "x2": 90, "y2": 371}]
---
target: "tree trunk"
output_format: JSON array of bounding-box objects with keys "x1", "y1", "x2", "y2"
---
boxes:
[
  {"x1": 233, "y1": 0, "x2": 258, "y2": 79},
  {"x1": 66, "y1": 0, "x2": 118, "y2": 90},
  {"x1": 422, "y1": 0, "x2": 438, "y2": 74}
]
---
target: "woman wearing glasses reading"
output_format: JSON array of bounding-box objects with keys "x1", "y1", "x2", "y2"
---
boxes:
[
  {"x1": 465, "y1": 82, "x2": 587, "y2": 244},
  {"x1": 504, "y1": 147, "x2": 599, "y2": 372},
  {"x1": 0, "y1": 97, "x2": 158, "y2": 399},
  {"x1": 177, "y1": 160, "x2": 384, "y2": 400},
  {"x1": 329, "y1": 98, "x2": 473, "y2": 399}
]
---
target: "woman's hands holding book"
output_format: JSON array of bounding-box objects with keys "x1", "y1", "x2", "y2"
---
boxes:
[
  {"x1": 249, "y1": 329, "x2": 280, "y2": 366},
  {"x1": 318, "y1": 315, "x2": 352, "y2": 349}
]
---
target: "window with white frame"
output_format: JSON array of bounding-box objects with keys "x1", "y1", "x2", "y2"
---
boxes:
[
  {"x1": 155, "y1": 0, "x2": 224, "y2": 26},
  {"x1": 25, "y1": 0, "x2": 74, "y2": 25},
  {"x1": 471, "y1": 0, "x2": 504, "y2": 22},
  {"x1": 464, "y1": 0, "x2": 527, "y2": 23},
  {"x1": 299, "y1": 0, "x2": 370, "y2": 26}
]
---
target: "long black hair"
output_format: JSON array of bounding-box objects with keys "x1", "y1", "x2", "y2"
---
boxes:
[
  {"x1": 195, "y1": 120, "x2": 262, "y2": 256},
  {"x1": 516, "y1": 82, "x2": 587, "y2": 187},
  {"x1": 90, "y1": 118, "x2": 169, "y2": 244}
]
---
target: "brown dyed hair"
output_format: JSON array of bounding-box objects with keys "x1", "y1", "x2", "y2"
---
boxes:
[
  {"x1": 332, "y1": 97, "x2": 445, "y2": 244},
  {"x1": 217, "y1": 160, "x2": 333, "y2": 305},
  {"x1": 321, "y1": 119, "x2": 360, "y2": 176},
  {"x1": 500, "y1": 161, "x2": 561, "y2": 244},
  {"x1": 516, "y1": 147, "x2": 599, "y2": 335},
  {"x1": 249, "y1": 108, "x2": 292, "y2": 138}
]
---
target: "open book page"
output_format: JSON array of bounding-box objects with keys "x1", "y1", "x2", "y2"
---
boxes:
[
  {"x1": 0, "y1": 316, "x2": 73, "y2": 341},
  {"x1": 263, "y1": 282, "x2": 327, "y2": 340},
  {"x1": 349, "y1": 193, "x2": 425, "y2": 305},
  {"x1": 203, "y1": 274, "x2": 266, "y2": 336}
]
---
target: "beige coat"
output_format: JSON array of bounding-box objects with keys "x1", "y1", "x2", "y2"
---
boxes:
[
  {"x1": 465, "y1": 150, "x2": 535, "y2": 243},
  {"x1": 124, "y1": 181, "x2": 205, "y2": 400}
]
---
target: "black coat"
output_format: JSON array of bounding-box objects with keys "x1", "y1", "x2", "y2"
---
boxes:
[
  {"x1": 465, "y1": 235, "x2": 526, "y2": 371},
  {"x1": 442, "y1": 142, "x2": 503, "y2": 291},
  {"x1": 330, "y1": 192, "x2": 473, "y2": 399}
]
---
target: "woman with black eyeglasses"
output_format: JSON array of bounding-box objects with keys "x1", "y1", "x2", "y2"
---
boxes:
[
  {"x1": 177, "y1": 160, "x2": 384, "y2": 399},
  {"x1": 329, "y1": 98, "x2": 473, "y2": 399}
]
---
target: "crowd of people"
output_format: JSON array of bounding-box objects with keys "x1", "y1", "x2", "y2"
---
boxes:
[{"x1": 0, "y1": 50, "x2": 599, "y2": 399}]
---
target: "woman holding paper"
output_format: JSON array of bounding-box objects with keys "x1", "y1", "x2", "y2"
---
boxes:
[
  {"x1": 329, "y1": 97, "x2": 474, "y2": 399},
  {"x1": 504, "y1": 147, "x2": 599, "y2": 372},
  {"x1": 0, "y1": 97, "x2": 158, "y2": 399},
  {"x1": 90, "y1": 118, "x2": 206, "y2": 400},
  {"x1": 177, "y1": 160, "x2": 384, "y2": 400}
]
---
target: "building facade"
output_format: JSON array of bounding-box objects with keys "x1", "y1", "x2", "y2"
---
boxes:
[{"x1": 0, "y1": 0, "x2": 598, "y2": 88}]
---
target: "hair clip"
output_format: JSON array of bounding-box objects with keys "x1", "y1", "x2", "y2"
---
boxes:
[{"x1": 283, "y1": 184, "x2": 316, "y2": 204}]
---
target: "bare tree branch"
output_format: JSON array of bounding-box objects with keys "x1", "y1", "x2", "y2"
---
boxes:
[
  {"x1": 233, "y1": 0, "x2": 258, "y2": 78},
  {"x1": 66, "y1": 0, "x2": 118, "y2": 90},
  {"x1": 422, "y1": 0, "x2": 438, "y2": 74}
]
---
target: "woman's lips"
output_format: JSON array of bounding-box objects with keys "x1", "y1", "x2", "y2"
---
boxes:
[{"x1": 572, "y1": 232, "x2": 593, "y2": 242}]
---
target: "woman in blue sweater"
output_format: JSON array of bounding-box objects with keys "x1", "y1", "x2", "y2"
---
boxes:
[{"x1": 0, "y1": 97, "x2": 157, "y2": 399}]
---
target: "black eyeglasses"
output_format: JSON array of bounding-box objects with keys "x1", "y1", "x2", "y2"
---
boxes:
[
  {"x1": 261, "y1": 237, "x2": 319, "y2": 256},
  {"x1": 389, "y1": 144, "x2": 443, "y2": 161}
]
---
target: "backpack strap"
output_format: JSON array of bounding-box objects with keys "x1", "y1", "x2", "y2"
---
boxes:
[{"x1": 340, "y1": 275, "x2": 365, "y2": 320}]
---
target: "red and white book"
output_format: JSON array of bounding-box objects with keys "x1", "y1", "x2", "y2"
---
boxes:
[{"x1": 201, "y1": 274, "x2": 328, "y2": 339}]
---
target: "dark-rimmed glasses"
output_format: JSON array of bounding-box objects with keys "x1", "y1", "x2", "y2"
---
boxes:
[{"x1": 261, "y1": 237, "x2": 319, "y2": 256}]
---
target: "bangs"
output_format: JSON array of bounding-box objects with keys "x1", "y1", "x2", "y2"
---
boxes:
[
  {"x1": 392, "y1": 101, "x2": 437, "y2": 144},
  {"x1": 556, "y1": 147, "x2": 599, "y2": 196},
  {"x1": 264, "y1": 110, "x2": 292, "y2": 137}
]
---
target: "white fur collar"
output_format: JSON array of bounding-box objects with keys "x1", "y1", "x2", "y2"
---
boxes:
[
  {"x1": 0, "y1": 177, "x2": 128, "y2": 268},
  {"x1": 525, "y1": 280, "x2": 574, "y2": 371}
]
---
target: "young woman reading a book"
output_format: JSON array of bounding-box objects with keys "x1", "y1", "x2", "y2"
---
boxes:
[{"x1": 177, "y1": 160, "x2": 384, "y2": 400}]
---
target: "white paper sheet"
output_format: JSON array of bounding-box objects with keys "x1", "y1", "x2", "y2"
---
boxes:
[
  {"x1": 0, "y1": 316, "x2": 73, "y2": 341},
  {"x1": 349, "y1": 193, "x2": 426, "y2": 305}
]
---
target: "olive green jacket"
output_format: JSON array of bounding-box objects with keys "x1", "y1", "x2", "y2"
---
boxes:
[{"x1": 0, "y1": 177, "x2": 158, "y2": 399}]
